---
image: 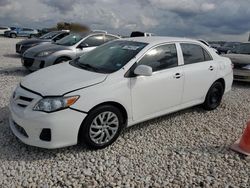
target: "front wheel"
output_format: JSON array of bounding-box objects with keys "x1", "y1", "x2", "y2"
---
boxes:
[
  {"x1": 79, "y1": 105, "x2": 124, "y2": 149},
  {"x1": 10, "y1": 33, "x2": 16, "y2": 38},
  {"x1": 203, "y1": 81, "x2": 224, "y2": 111}
]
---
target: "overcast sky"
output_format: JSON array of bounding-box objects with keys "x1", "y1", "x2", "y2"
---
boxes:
[{"x1": 0, "y1": 0, "x2": 250, "y2": 41}]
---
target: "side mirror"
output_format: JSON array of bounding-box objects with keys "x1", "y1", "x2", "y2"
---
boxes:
[
  {"x1": 134, "y1": 65, "x2": 152, "y2": 76},
  {"x1": 78, "y1": 43, "x2": 89, "y2": 49}
]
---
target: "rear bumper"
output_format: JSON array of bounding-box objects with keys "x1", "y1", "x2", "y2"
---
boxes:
[{"x1": 233, "y1": 69, "x2": 250, "y2": 82}]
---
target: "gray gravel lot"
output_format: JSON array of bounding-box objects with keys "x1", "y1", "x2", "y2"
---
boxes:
[{"x1": 0, "y1": 37, "x2": 250, "y2": 187}]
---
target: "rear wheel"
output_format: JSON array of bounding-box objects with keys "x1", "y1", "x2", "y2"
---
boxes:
[
  {"x1": 203, "y1": 81, "x2": 224, "y2": 111},
  {"x1": 79, "y1": 105, "x2": 124, "y2": 149},
  {"x1": 54, "y1": 57, "x2": 71, "y2": 64},
  {"x1": 10, "y1": 33, "x2": 16, "y2": 38}
]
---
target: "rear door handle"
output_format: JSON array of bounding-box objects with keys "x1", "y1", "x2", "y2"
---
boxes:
[
  {"x1": 174, "y1": 73, "x2": 182, "y2": 79},
  {"x1": 209, "y1": 66, "x2": 214, "y2": 71}
]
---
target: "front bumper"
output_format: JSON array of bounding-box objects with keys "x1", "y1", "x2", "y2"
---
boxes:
[
  {"x1": 233, "y1": 69, "x2": 250, "y2": 82},
  {"x1": 9, "y1": 86, "x2": 86, "y2": 149},
  {"x1": 21, "y1": 54, "x2": 56, "y2": 71}
]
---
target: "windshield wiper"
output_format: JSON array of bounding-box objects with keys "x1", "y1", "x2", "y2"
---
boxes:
[
  {"x1": 75, "y1": 59, "x2": 100, "y2": 72},
  {"x1": 79, "y1": 63, "x2": 100, "y2": 72}
]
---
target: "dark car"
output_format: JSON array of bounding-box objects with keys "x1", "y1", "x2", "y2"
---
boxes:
[
  {"x1": 217, "y1": 42, "x2": 241, "y2": 54},
  {"x1": 16, "y1": 31, "x2": 70, "y2": 54},
  {"x1": 4, "y1": 27, "x2": 38, "y2": 38}
]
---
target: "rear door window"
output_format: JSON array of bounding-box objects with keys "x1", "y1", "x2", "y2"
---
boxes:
[
  {"x1": 181, "y1": 43, "x2": 212, "y2": 65},
  {"x1": 105, "y1": 35, "x2": 119, "y2": 42},
  {"x1": 84, "y1": 34, "x2": 105, "y2": 47}
]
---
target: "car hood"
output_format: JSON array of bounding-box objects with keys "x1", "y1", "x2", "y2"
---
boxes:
[
  {"x1": 21, "y1": 62, "x2": 108, "y2": 96},
  {"x1": 17, "y1": 38, "x2": 51, "y2": 45},
  {"x1": 223, "y1": 54, "x2": 250, "y2": 64},
  {"x1": 24, "y1": 43, "x2": 70, "y2": 56}
]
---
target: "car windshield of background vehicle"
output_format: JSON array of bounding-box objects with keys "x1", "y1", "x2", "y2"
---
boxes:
[
  {"x1": 234, "y1": 44, "x2": 250, "y2": 54},
  {"x1": 55, "y1": 34, "x2": 83, "y2": 46},
  {"x1": 39, "y1": 32, "x2": 59, "y2": 39},
  {"x1": 71, "y1": 40, "x2": 148, "y2": 73}
]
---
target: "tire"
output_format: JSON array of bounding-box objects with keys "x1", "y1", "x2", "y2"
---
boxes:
[
  {"x1": 10, "y1": 33, "x2": 16, "y2": 38},
  {"x1": 79, "y1": 105, "x2": 124, "y2": 149},
  {"x1": 54, "y1": 57, "x2": 71, "y2": 65},
  {"x1": 203, "y1": 81, "x2": 224, "y2": 111}
]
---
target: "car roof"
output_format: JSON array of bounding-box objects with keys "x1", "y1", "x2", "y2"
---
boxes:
[
  {"x1": 121, "y1": 36, "x2": 201, "y2": 45},
  {"x1": 70, "y1": 32, "x2": 118, "y2": 37}
]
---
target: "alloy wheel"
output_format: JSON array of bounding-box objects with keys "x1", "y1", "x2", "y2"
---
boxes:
[{"x1": 89, "y1": 111, "x2": 119, "y2": 145}]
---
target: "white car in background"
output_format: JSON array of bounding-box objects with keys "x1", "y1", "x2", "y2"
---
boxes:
[
  {"x1": 0, "y1": 26, "x2": 10, "y2": 35},
  {"x1": 9, "y1": 37, "x2": 233, "y2": 149}
]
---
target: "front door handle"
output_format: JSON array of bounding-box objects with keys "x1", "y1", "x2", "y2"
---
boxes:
[
  {"x1": 209, "y1": 66, "x2": 214, "y2": 71},
  {"x1": 174, "y1": 73, "x2": 182, "y2": 79}
]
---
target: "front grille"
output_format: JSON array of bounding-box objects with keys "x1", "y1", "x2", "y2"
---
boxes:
[
  {"x1": 23, "y1": 57, "x2": 34, "y2": 67},
  {"x1": 14, "y1": 122, "x2": 28, "y2": 138},
  {"x1": 234, "y1": 63, "x2": 248, "y2": 69},
  {"x1": 13, "y1": 92, "x2": 34, "y2": 108},
  {"x1": 234, "y1": 75, "x2": 250, "y2": 80}
]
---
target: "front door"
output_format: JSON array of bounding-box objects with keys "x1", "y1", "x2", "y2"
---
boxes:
[{"x1": 130, "y1": 43, "x2": 184, "y2": 121}]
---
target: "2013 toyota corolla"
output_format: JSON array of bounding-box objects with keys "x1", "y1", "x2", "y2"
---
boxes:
[{"x1": 9, "y1": 37, "x2": 233, "y2": 149}]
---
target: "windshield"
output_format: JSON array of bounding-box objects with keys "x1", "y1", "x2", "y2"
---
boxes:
[
  {"x1": 55, "y1": 34, "x2": 83, "y2": 46},
  {"x1": 40, "y1": 32, "x2": 59, "y2": 39},
  {"x1": 71, "y1": 40, "x2": 147, "y2": 73},
  {"x1": 233, "y1": 44, "x2": 250, "y2": 54}
]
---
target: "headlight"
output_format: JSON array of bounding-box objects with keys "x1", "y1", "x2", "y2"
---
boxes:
[
  {"x1": 36, "y1": 50, "x2": 55, "y2": 57},
  {"x1": 33, "y1": 96, "x2": 79, "y2": 112}
]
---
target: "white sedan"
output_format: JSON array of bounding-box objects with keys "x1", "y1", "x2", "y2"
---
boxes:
[
  {"x1": 0, "y1": 26, "x2": 10, "y2": 35},
  {"x1": 9, "y1": 37, "x2": 233, "y2": 149}
]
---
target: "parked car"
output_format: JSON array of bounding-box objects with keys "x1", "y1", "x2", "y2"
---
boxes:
[
  {"x1": 0, "y1": 26, "x2": 10, "y2": 35},
  {"x1": 198, "y1": 39, "x2": 218, "y2": 54},
  {"x1": 9, "y1": 37, "x2": 233, "y2": 149},
  {"x1": 217, "y1": 42, "x2": 241, "y2": 54},
  {"x1": 130, "y1": 31, "x2": 154, "y2": 37},
  {"x1": 223, "y1": 42, "x2": 250, "y2": 82},
  {"x1": 16, "y1": 31, "x2": 70, "y2": 55},
  {"x1": 22, "y1": 32, "x2": 120, "y2": 71},
  {"x1": 209, "y1": 43, "x2": 221, "y2": 50},
  {"x1": 4, "y1": 27, "x2": 38, "y2": 38}
]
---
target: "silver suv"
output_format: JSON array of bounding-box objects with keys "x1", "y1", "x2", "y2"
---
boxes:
[{"x1": 22, "y1": 32, "x2": 120, "y2": 71}]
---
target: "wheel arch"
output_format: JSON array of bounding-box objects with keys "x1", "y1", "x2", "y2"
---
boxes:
[
  {"x1": 77, "y1": 101, "x2": 128, "y2": 142},
  {"x1": 54, "y1": 56, "x2": 72, "y2": 64},
  {"x1": 215, "y1": 78, "x2": 225, "y2": 92}
]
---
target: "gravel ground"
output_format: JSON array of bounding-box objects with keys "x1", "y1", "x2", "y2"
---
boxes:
[{"x1": 0, "y1": 37, "x2": 250, "y2": 187}]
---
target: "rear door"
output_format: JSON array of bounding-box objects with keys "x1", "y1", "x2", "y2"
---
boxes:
[
  {"x1": 130, "y1": 43, "x2": 184, "y2": 121},
  {"x1": 180, "y1": 43, "x2": 217, "y2": 104}
]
